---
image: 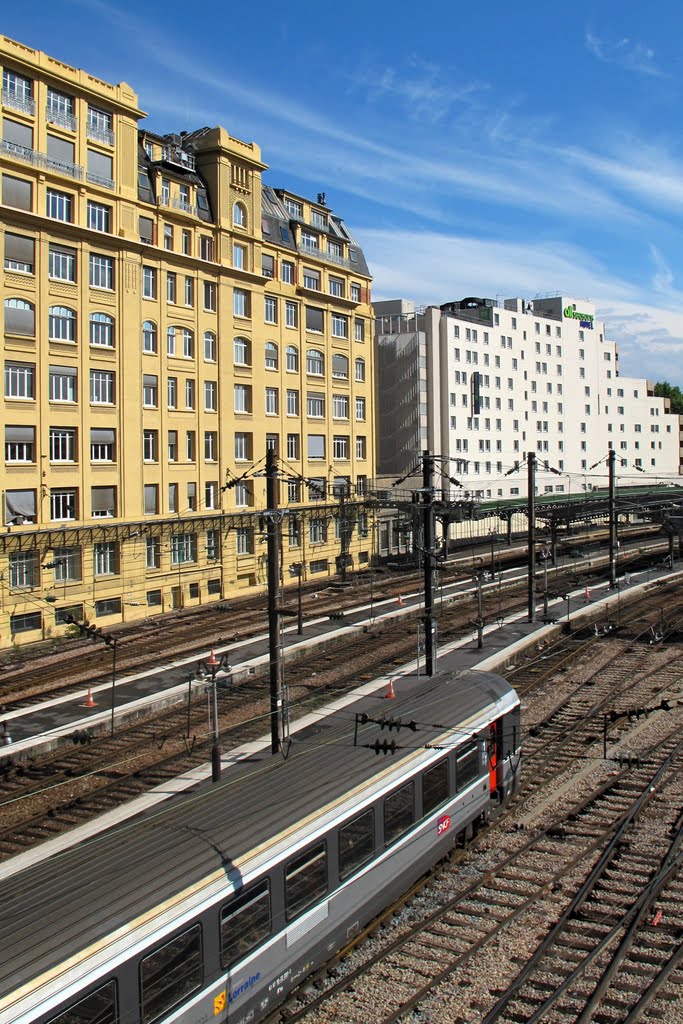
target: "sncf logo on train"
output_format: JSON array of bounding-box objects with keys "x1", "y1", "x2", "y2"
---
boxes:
[{"x1": 437, "y1": 814, "x2": 451, "y2": 835}]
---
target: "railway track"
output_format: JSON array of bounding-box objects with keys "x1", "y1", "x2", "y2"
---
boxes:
[{"x1": 0, "y1": 535, "x2": 664, "y2": 710}]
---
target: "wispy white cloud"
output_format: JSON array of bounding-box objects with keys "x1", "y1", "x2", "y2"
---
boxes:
[
  {"x1": 585, "y1": 31, "x2": 665, "y2": 78},
  {"x1": 563, "y1": 145, "x2": 683, "y2": 211},
  {"x1": 351, "y1": 57, "x2": 487, "y2": 125},
  {"x1": 360, "y1": 227, "x2": 683, "y2": 381}
]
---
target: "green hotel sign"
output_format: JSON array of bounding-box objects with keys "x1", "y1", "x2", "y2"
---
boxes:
[{"x1": 563, "y1": 305, "x2": 595, "y2": 326}]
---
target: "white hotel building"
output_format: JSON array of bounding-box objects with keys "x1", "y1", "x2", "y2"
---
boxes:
[{"x1": 374, "y1": 294, "x2": 682, "y2": 500}]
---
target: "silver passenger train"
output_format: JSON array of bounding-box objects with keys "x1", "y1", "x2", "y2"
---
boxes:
[{"x1": 0, "y1": 669, "x2": 520, "y2": 1024}]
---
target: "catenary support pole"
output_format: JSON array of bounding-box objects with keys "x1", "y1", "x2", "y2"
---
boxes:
[
  {"x1": 422, "y1": 450, "x2": 436, "y2": 675},
  {"x1": 527, "y1": 452, "x2": 536, "y2": 622},
  {"x1": 266, "y1": 447, "x2": 281, "y2": 754},
  {"x1": 608, "y1": 448, "x2": 617, "y2": 588}
]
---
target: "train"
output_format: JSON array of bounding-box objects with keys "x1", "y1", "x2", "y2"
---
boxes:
[{"x1": 0, "y1": 668, "x2": 521, "y2": 1024}]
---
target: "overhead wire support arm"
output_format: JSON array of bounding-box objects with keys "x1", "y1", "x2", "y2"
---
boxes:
[{"x1": 422, "y1": 450, "x2": 437, "y2": 676}]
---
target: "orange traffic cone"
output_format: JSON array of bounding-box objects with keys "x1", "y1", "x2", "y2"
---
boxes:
[
  {"x1": 584, "y1": 586, "x2": 590, "y2": 603},
  {"x1": 397, "y1": 594, "x2": 404, "y2": 607},
  {"x1": 80, "y1": 688, "x2": 96, "y2": 708},
  {"x1": 385, "y1": 679, "x2": 396, "y2": 699}
]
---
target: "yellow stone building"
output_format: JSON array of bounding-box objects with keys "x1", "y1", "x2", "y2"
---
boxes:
[{"x1": 0, "y1": 36, "x2": 375, "y2": 644}]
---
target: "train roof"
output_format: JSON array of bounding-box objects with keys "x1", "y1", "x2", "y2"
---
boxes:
[{"x1": 0, "y1": 669, "x2": 516, "y2": 1016}]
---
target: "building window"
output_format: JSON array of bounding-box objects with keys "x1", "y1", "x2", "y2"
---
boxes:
[
  {"x1": 171, "y1": 534, "x2": 197, "y2": 565},
  {"x1": 282, "y1": 260, "x2": 294, "y2": 283},
  {"x1": 205, "y1": 431, "x2": 217, "y2": 461},
  {"x1": 331, "y1": 313, "x2": 348, "y2": 338},
  {"x1": 333, "y1": 394, "x2": 349, "y2": 419},
  {"x1": 234, "y1": 432, "x2": 252, "y2": 460},
  {"x1": 49, "y1": 365, "x2": 77, "y2": 402},
  {"x1": 285, "y1": 301, "x2": 298, "y2": 328},
  {"x1": 49, "y1": 427, "x2": 76, "y2": 462},
  {"x1": 143, "y1": 374, "x2": 158, "y2": 407},
  {"x1": 234, "y1": 288, "x2": 250, "y2": 317},
  {"x1": 287, "y1": 433, "x2": 300, "y2": 460},
  {"x1": 284, "y1": 197, "x2": 302, "y2": 218},
  {"x1": 46, "y1": 189, "x2": 73, "y2": 221},
  {"x1": 5, "y1": 361, "x2": 35, "y2": 399},
  {"x1": 146, "y1": 536, "x2": 160, "y2": 568},
  {"x1": 354, "y1": 318, "x2": 365, "y2": 342},
  {"x1": 143, "y1": 430, "x2": 158, "y2": 462},
  {"x1": 90, "y1": 369, "x2": 114, "y2": 404},
  {"x1": 287, "y1": 389, "x2": 300, "y2": 416},
  {"x1": 90, "y1": 312, "x2": 114, "y2": 348},
  {"x1": 265, "y1": 387, "x2": 279, "y2": 415},
  {"x1": 332, "y1": 354, "x2": 349, "y2": 379},
  {"x1": 5, "y1": 426, "x2": 35, "y2": 463},
  {"x1": 233, "y1": 243, "x2": 246, "y2": 269},
  {"x1": 355, "y1": 357, "x2": 366, "y2": 382},
  {"x1": 48, "y1": 245, "x2": 76, "y2": 281},
  {"x1": 309, "y1": 518, "x2": 327, "y2": 544},
  {"x1": 204, "y1": 381, "x2": 217, "y2": 411},
  {"x1": 49, "y1": 306, "x2": 76, "y2": 343},
  {"x1": 184, "y1": 276, "x2": 194, "y2": 306},
  {"x1": 51, "y1": 489, "x2": 77, "y2": 521},
  {"x1": 306, "y1": 349, "x2": 324, "y2": 376},
  {"x1": 234, "y1": 384, "x2": 252, "y2": 413},
  {"x1": 356, "y1": 436, "x2": 367, "y2": 459},
  {"x1": 89, "y1": 254, "x2": 114, "y2": 289},
  {"x1": 182, "y1": 328, "x2": 194, "y2": 359},
  {"x1": 90, "y1": 428, "x2": 115, "y2": 462},
  {"x1": 303, "y1": 267, "x2": 320, "y2": 291},
  {"x1": 167, "y1": 377, "x2": 177, "y2": 409},
  {"x1": 356, "y1": 396, "x2": 366, "y2": 420},
  {"x1": 9, "y1": 550, "x2": 39, "y2": 590},
  {"x1": 185, "y1": 379, "x2": 195, "y2": 409},
  {"x1": 265, "y1": 341, "x2": 278, "y2": 369},
  {"x1": 4, "y1": 297, "x2": 34, "y2": 337},
  {"x1": 141, "y1": 320, "x2": 157, "y2": 354},
  {"x1": 200, "y1": 235, "x2": 214, "y2": 261},
  {"x1": 204, "y1": 281, "x2": 216, "y2": 311},
  {"x1": 204, "y1": 331, "x2": 216, "y2": 362},
  {"x1": 142, "y1": 266, "x2": 157, "y2": 299},
  {"x1": 286, "y1": 345, "x2": 299, "y2": 372},
  {"x1": 87, "y1": 106, "x2": 113, "y2": 142},
  {"x1": 308, "y1": 434, "x2": 325, "y2": 460},
  {"x1": 233, "y1": 202, "x2": 246, "y2": 227},
  {"x1": 234, "y1": 337, "x2": 251, "y2": 366},
  {"x1": 307, "y1": 392, "x2": 325, "y2": 417},
  {"x1": 166, "y1": 272, "x2": 177, "y2": 304},
  {"x1": 301, "y1": 231, "x2": 318, "y2": 252},
  {"x1": 94, "y1": 542, "x2": 118, "y2": 576},
  {"x1": 333, "y1": 436, "x2": 349, "y2": 460},
  {"x1": 264, "y1": 296, "x2": 277, "y2": 324},
  {"x1": 236, "y1": 527, "x2": 254, "y2": 555},
  {"x1": 329, "y1": 276, "x2": 344, "y2": 298},
  {"x1": 351, "y1": 283, "x2": 361, "y2": 302}
]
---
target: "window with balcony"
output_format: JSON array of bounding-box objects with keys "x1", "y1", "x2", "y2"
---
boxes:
[
  {"x1": 87, "y1": 106, "x2": 114, "y2": 146},
  {"x1": 3, "y1": 70, "x2": 33, "y2": 113},
  {"x1": 87, "y1": 149, "x2": 114, "y2": 189}
]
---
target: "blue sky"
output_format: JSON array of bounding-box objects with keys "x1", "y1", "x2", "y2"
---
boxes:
[{"x1": 6, "y1": 0, "x2": 683, "y2": 383}]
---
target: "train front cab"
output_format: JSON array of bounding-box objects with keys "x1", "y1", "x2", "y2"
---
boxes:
[{"x1": 488, "y1": 702, "x2": 521, "y2": 815}]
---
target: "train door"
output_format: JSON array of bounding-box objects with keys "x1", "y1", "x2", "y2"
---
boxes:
[{"x1": 487, "y1": 721, "x2": 498, "y2": 797}]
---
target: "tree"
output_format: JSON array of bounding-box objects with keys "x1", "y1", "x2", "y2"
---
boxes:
[{"x1": 653, "y1": 381, "x2": 683, "y2": 415}]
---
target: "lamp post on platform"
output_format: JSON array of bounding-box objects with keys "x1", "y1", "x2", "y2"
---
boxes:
[{"x1": 196, "y1": 648, "x2": 232, "y2": 782}]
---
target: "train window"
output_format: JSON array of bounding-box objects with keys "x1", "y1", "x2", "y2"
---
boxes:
[
  {"x1": 423, "y1": 758, "x2": 449, "y2": 816},
  {"x1": 501, "y1": 708, "x2": 520, "y2": 756},
  {"x1": 456, "y1": 743, "x2": 480, "y2": 791},
  {"x1": 339, "y1": 808, "x2": 375, "y2": 880},
  {"x1": 140, "y1": 924, "x2": 202, "y2": 1024},
  {"x1": 384, "y1": 781, "x2": 415, "y2": 847},
  {"x1": 47, "y1": 982, "x2": 117, "y2": 1024},
  {"x1": 221, "y1": 879, "x2": 271, "y2": 967},
  {"x1": 285, "y1": 841, "x2": 327, "y2": 920}
]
